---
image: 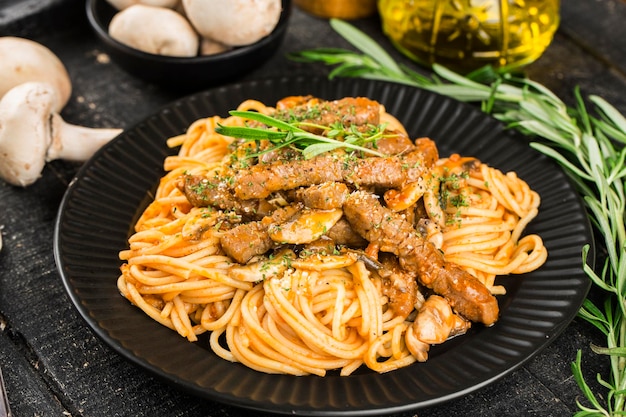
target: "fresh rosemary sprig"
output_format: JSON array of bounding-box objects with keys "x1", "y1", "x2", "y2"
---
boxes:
[
  {"x1": 216, "y1": 110, "x2": 387, "y2": 159},
  {"x1": 290, "y1": 19, "x2": 554, "y2": 104},
  {"x1": 292, "y1": 19, "x2": 626, "y2": 416}
]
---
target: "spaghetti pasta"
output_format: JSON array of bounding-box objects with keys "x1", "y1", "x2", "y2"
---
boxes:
[
  {"x1": 117, "y1": 96, "x2": 547, "y2": 375},
  {"x1": 430, "y1": 155, "x2": 547, "y2": 294}
]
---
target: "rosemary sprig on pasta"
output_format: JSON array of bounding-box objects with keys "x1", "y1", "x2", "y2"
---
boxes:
[
  {"x1": 291, "y1": 18, "x2": 626, "y2": 417},
  {"x1": 215, "y1": 110, "x2": 388, "y2": 159}
]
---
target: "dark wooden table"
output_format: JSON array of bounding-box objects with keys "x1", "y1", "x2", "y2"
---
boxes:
[{"x1": 1, "y1": 1, "x2": 625, "y2": 416}]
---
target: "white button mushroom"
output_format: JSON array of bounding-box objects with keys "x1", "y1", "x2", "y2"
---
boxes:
[
  {"x1": 0, "y1": 37, "x2": 72, "y2": 113},
  {"x1": 0, "y1": 82, "x2": 123, "y2": 187},
  {"x1": 108, "y1": 4, "x2": 199, "y2": 57},
  {"x1": 200, "y1": 38, "x2": 232, "y2": 56},
  {"x1": 182, "y1": 0, "x2": 282, "y2": 47},
  {"x1": 105, "y1": 0, "x2": 180, "y2": 10}
]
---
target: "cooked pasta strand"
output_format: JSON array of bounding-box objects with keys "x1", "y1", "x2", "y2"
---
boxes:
[{"x1": 117, "y1": 98, "x2": 548, "y2": 376}]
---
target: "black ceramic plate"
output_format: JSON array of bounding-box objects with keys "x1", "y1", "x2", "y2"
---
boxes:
[{"x1": 54, "y1": 76, "x2": 592, "y2": 416}]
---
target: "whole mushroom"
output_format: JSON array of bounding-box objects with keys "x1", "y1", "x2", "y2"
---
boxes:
[
  {"x1": 0, "y1": 37, "x2": 72, "y2": 112},
  {"x1": 200, "y1": 38, "x2": 231, "y2": 56},
  {"x1": 105, "y1": 0, "x2": 180, "y2": 10},
  {"x1": 0, "y1": 82, "x2": 123, "y2": 187},
  {"x1": 109, "y1": 4, "x2": 199, "y2": 57},
  {"x1": 183, "y1": 0, "x2": 282, "y2": 47}
]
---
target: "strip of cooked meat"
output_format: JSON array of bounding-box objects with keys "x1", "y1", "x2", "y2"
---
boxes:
[
  {"x1": 326, "y1": 218, "x2": 368, "y2": 247},
  {"x1": 177, "y1": 173, "x2": 252, "y2": 212},
  {"x1": 295, "y1": 182, "x2": 349, "y2": 210},
  {"x1": 219, "y1": 203, "x2": 302, "y2": 264},
  {"x1": 177, "y1": 174, "x2": 276, "y2": 220},
  {"x1": 234, "y1": 154, "x2": 342, "y2": 200},
  {"x1": 220, "y1": 221, "x2": 273, "y2": 265},
  {"x1": 371, "y1": 133, "x2": 415, "y2": 155},
  {"x1": 342, "y1": 190, "x2": 499, "y2": 326},
  {"x1": 233, "y1": 141, "x2": 438, "y2": 200},
  {"x1": 273, "y1": 96, "x2": 381, "y2": 133},
  {"x1": 377, "y1": 253, "x2": 419, "y2": 319}
]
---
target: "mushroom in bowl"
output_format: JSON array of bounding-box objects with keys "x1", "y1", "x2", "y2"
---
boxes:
[{"x1": 86, "y1": 0, "x2": 292, "y2": 90}]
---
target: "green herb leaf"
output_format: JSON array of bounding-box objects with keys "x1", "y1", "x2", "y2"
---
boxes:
[
  {"x1": 330, "y1": 18, "x2": 404, "y2": 76},
  {"x1": 228, "y1": 110, "x2": 305, "y2": 133},
  {"x1": 215, "y1": 124, "x2": 288, "y2": 141},
  {"x1": 217, "y1": 109, "x2": 386, "y2": 159}
]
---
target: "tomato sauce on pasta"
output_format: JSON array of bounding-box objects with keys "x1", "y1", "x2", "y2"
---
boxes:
[{"x1": 117, "y1": 96, "x2": 547, "y2": 376}]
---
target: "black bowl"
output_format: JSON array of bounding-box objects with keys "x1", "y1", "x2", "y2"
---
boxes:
[{"x1": 86, "y1": 0, "x2": 292, "y2": 91}]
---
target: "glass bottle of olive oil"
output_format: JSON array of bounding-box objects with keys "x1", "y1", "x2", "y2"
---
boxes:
[{"x1": 378, "y1": 0, "x2": 560, "y2": 73}]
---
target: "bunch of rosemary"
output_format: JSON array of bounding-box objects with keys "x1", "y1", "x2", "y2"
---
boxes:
[{"x1": 290, "y1": 19, "x2": 626, "y2": 416}]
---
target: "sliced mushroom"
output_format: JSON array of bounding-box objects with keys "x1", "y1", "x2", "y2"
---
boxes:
[
  {"x1": 0, "y1": 82, "x2": 122, "y2": 187},
  {"x1": 405, "y1": 295, "x2": 471, "y2": 362},
  {"x1": 109, "y1": 4, "x2": 199, "y2": 57},
  {"x1": 182, "y1": 0, "x2": 282, "y2": 46},
  {"x1": 0, "y1": 37, "x2": 71, "y2": 112},
  {"x1": 384, "y1": 178, "x2": 426, "y2": 212},
  {"x1": 268, "y1": 208, "x2": 344, "y2": 245}
]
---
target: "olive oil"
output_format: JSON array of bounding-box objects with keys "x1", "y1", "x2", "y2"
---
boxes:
[{"x1": 378, "y1": 0, "x2": 560, "y2": 73}]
